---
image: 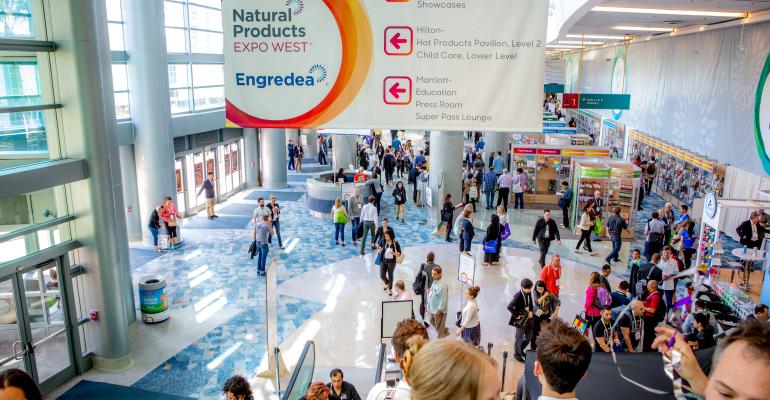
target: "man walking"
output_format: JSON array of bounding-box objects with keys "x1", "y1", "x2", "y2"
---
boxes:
[
  {"x1": 644, "y1": 212, "x2": 666, "y2": 262},
  {"x1": 496, "y1": 169, "x2": 511, "y2": 212},
  {"x1": 197, "y1": 172, "x2": 217, "y2": 220},
  {"x1": 557, "y1": 181, "x2": 572, "y2": 228},
  {"x1": 267, "y1": 195, "x2": 284, "y2": 249},
  {"x1": 532, "y1": 210, "x2": 561, "y2": 269},
  {"x1": 287, "y1": 139, "x2": 296, "y2": 171},
  {"x1": 254, "y1": 214, "x2": 273, "y2": 276},
  {"x1": 252, "y1": 197, "x2": 272, "y2": 226},
  {"x1": 317, "y1": 136, "x2": 328, "y2": 165},
  {"x1": 359, "y1": 195, "x2": 378, "y2": 255},
  {"x1": 538, "y1": 254, "x2": 562, "y2": 297},
  {"x1": 383, "y1": 149, "x2": 396, "y2": 185},
  {"x1": 492, "y1": 151, "x2": 505, "y2": 177},
  {"x1": 482, "y1": 167, "x2": 497, "y2": 210},
  {"x1": 508, "y1": 278, "x2": 534, "y2": 362},
  {"x1": 427, "y1": 266, "x2": 449, "y2": 338},
  {"x1": 605, "y1": 207, "x2": 629, "y2": 264},
  {"x1": 348, "y1": 189, "x2": 363, "y2": 246}
]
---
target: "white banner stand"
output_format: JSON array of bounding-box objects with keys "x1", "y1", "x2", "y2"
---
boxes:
[{"x1": 257, "y1": 257, "x2": 289, "y2": 378}]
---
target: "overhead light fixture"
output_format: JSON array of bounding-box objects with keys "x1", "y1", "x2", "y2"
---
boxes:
[
  {"x1": 546, "y1": 45, "x2": 584, "y2": 49},
  {"x1": 558, "y1": 40, "x2": 604, "y2": 45},
  {"x1": 613, "y1": 26, "x2": 675, "y2": 32},
  {"x1": 567, "y1": 34, "x2": 626, "y2": 40},
  {"x1": 594, "y1": 6, "x2": 746, "y2": 18}
]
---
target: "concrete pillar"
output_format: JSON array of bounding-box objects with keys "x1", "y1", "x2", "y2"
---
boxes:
[
  {"x1": 261, "y1": 128, "x2": 288, "y2": 188},
  {"x1": 285, "y1": 128, "x2": 300, "y2": 148},
  {"x1": 483, "y1": 132, "x2": 510, "y2": 167},
  {"x1": 302, "y1": 129, "x2": 318, "y2": 157},
  {"x1": 243, "y1": 128, "x2": 259, "y2": 188},
  {"x1": 119, "y1": 145, "x2": 141, "y2": 241},
  {"x1": 123, "y1": 0, "x2": 175, "y2": 246},
  {"x1": 49, "y1": 0, "x2": 132, "y2": 364},
  {"x1": 428, "y1": 131, "x2": 463, "y2": 220},
  {"x1": 332, "y1": 134, "x2": 358, "y2": 171}
]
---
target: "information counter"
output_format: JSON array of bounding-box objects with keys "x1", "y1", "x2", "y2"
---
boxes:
[
  {"x1": 510, "y1": 145, "x2": 610, "y2": 205},
  {"x1": 306, "y1": 170, "x2": 375, "y2": 219}
]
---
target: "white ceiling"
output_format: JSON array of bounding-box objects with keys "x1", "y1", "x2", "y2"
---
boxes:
[{"x1": 558, "y1": 0, "x2": 770, "y2": 41}]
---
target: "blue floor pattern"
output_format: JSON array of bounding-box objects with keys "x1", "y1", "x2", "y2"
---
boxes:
[{"x1": 131, "y1": 179, "x2": 718, "y2": 398}]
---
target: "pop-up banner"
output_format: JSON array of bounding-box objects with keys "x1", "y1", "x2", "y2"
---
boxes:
[{"x1": 223, "y1": 0, "x2": 546, "y2": 131}]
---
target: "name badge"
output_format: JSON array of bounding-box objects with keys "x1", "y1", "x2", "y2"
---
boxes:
[{"x1": 635, "y1": 331, "x2": 641, "y2": 341}]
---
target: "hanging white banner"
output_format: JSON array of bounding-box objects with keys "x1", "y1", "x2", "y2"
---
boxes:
[{"x1": 223, "y1": 0, "x2": 546, "y2": 131}]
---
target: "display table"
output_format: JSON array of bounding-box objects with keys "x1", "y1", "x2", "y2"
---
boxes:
[
  {"x1": 305, "y1": 170, "x2": 375, "y2": 218},
  {"x1": 731, "y1": 248, "x2": 765, "y2": 291}
]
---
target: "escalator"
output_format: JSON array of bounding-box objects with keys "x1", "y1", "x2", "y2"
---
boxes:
[{"x1": 281, "y1": 341, "x2": 316, "y2": 400}]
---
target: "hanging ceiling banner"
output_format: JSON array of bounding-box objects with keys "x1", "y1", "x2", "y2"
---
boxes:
[{"x1": 222, "y1": 0, "x2": 547, "y2": 131}]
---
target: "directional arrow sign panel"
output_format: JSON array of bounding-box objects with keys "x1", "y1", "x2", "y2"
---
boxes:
[{"x1": 223, "y1": 0, "x2": 547, "y2": 130}]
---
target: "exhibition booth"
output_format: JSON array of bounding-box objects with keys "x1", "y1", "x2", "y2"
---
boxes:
[
  {"x1": 569, "y1": 158, "x2": 641, "y2": 239},
  {"x1": 510, "y1": 145, "x2": 610, "y2": 205},
  {"x1": 566, "y1": 109, "x2": 602, "y2": 143},
  {"x1": 599, "y1": 119, "x2": 626, "y2": 159},
  {"x1": 305, "y1": 170, "x2": 376, "y2": 219},
  {"x1": 628, "y1": 130, "x2": 726, "y2": 207}
]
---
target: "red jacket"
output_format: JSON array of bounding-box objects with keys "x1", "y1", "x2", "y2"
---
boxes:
[
  {"x1": 539, "y1": 264, "x2": 561, "y2": 296},
  {"x1": 644, "y1": 290, "x2": 661, "y2": 317},
  {"x1": 584, "y1": 286, "x2": 601, "y2": 317}
]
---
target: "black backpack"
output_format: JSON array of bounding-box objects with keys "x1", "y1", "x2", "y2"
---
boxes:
[{"x1": 413, "y1": 266, "x2": 427, "y2": 295}]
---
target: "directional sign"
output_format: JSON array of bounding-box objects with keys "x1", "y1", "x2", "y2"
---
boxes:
[
  {"x1": 562, "y1": 93, "x2": 630, "y2": 110},
  {"x1": 544, "y1": 83, "x2": 564, "y2": 93},
  {"x1": 223, "y1": 0, "x2": 547, "y2": 130}
]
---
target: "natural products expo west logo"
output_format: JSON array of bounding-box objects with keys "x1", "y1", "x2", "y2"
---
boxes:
[
  {"x1": 754, "y1": 51, "x2": 770, "y2": 175},
  {"x1": 231, "y1": 4, "x2": 306, "y2": 38}
]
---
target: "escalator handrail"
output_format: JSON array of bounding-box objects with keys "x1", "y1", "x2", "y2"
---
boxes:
[
  {"x1": 282, "y1": 340, "x2": 315, "y2": 400},
  {"x1": 374, "y1": 343, "x2": 386, "y2": 385}
]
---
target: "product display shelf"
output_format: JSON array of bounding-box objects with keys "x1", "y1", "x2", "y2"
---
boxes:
[
  {"x1": 600, "y1": 119, "x2": 626, "y2": 158},
  {"x1": 627, "y1": 130, "x2": 725, "y2": 208},
  {"x1": 570, "y1": 159, "x2": 611, "y2": 231},
  {"x1": 566, "y1": 109, "x2": 602, "y2": 144},
  {"x1": 607, "y1": 161, "x2": 641, "y2": 238}
]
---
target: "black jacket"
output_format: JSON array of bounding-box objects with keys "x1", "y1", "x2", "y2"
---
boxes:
[
  {"x1": 374, "y1": 226, "x2": 395, "y2": 244},
  {"x1": 392, "y1": 186, "x2": 407, "y2": 205},
  {"x1": 532, "y1": 217, "x2": 560, "y2": 242},
  {"x1": 441, "y1": 201, "x2": 454, "y2": 222},
  {"x1": 736, "y1": 220, "x2": 770, "y2": 245},
  {"x1": 507, "y1": 290, "x2": 533, "y2": 327},
  {"x1": 327, "y1": 381, "x2": 361, "y2": 400},
  {"x1": 484, "y1": 222, "x2": 502, "y2": 244}
]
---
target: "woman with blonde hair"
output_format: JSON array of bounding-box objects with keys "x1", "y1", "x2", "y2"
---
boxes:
[
  {"x1": 409, "y1": 339, "x2": 500, "y2": 400},
  {"x1": 331, "y1": 197, "x2": 348, "y2": 246}
]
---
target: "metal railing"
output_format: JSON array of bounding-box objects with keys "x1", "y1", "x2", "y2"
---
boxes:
[
  {"x1": 374, "y1": 343, "x2": 386, "y2": 385},
  {"x1": 281, "y1": 341, "x2": 316, "y2": 400}
]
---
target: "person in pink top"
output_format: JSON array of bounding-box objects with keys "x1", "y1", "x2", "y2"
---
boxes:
[
  {"x1": 583, "y1": 272, "x2": 603, "y2": 330},
  {"x1": 392, "y1": 280, "x2": 412, "y2": 301}
]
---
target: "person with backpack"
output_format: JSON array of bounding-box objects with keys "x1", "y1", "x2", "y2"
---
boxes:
[
  {"x1": 557, "y1": 181, "x2": 572, "y2": 229},
  {"x1": 592, "y1": 307, "x2": 620, "y2": 353},
  {"x1": 414, "y1": 252, "x2": 437, "y2": 325},
  {"x1": 632, "y1": 253, "x2": 663, "y2": 298},
  {"x1": 583, "y1": 272, "x2": 608, "y2": 329},
  {"x1": 644, "y1": 212, "x2": 666, "y2": 262},
  {"x1": 641, "y1": 280, "x2": 664, "y2": 352}
]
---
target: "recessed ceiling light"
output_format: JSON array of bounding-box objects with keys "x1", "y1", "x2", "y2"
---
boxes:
[
  {"x1": 567, "y1": 34, "x2": 627, "y2": 40},
  {"x1": 613, "y1": 26, "x2": 675, "y2": 32},
  {"x1": 558, "y1": 40, "x2": 604, "y2": 45},
  {"x1": 593, "y1": 6, "x2": 746, "y2": 18}
]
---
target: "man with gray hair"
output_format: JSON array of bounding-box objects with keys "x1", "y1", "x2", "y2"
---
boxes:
[{"x1": 736, "y1": 211, "x2": 770, "y2": 250}]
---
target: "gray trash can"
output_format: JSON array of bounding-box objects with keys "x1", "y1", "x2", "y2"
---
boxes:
[{"x1": 139, "y1": 275, "x2": 169, "y2": 323}]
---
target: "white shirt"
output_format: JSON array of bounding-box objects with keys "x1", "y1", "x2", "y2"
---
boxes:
[
  {"x1": 366, "y1": 379, "x2": 411, "y2": 400},
  {"x1": 460, "y1": 299, "x2": 480, "y2": 328},
  {"x1": 252, "y1": 205, "x2": 271, "y2": 221},
  {"x1": 360, "y1": 203, "x2": 379, "y2": 223},
  {"x1": 657, "y1": 257, "x2": 679, "y2": 291},
  {"x1": 751, "y1": 222, "x2": 758, "y2": 240}
]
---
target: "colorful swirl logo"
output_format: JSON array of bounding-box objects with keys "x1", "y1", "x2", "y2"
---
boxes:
[
  {"x1": 754, "y1": 51, "x2": 770, "y2": 174},
  {"x1": 309, "y1": 64, "x2": 327, "y2": 83},
  {"x1": 286, "y1": 0, "x2": 304, "y2": 15}
]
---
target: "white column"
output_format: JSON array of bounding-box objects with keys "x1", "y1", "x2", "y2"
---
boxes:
[
  {"x1": 428, "y1": 131, "x2": 463, "y2": 219},
  {"x1": 118, "y1": 144, "x2": 141, "y2": 240},
  {"x1": 243, "y1": 128, "x2": 259, "y2": 188},
  {"x1": 301, "y1": 129, "x2": 318, "y2": 157},
  {"x1": 260, "y1": 128, "x2": 288, "y2": 188},
  {"x1": 332, "y1": 134, "x2": 358, "y2": 171}
]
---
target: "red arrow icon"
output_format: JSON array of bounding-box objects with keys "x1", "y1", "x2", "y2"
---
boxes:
[
  {"x1": 389, "y1": 82, "x2": 406, "y2": 99},
  {"x1": 389, "y1": 32, "x2": 407, "y2": 49}
]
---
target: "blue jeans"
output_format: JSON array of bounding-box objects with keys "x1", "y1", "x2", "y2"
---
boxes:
[
  {"x1": 334, "y1": 222, "x2": 345, "y2": 242},
  {"x1": 664, "y1": 289, "x2": 675, "y2": 311},
  {"x1": 485, "y1": 191, "x2": 495, "y2": 208},
  {"x1": 148, "y1": 226, "x2": 159, "y2": 247},
  {"x1": 256, "y1": 242, "x2": 269, "y2": 273},
  {"x1": 606, "y1": 235, "x2": 622, "y2": 263},
  {"x1": 269, "y1": 220, "x2": 283, "y2": 247},
  {"x1": 513, "y1": 192, "x2": 524, "y2": 209},
  {"x1": 288, "y1": 156, "x2": 295, "y2": 170},
  {"x1": 351, "y1": 217, "x2": 360, "y2": 241}
]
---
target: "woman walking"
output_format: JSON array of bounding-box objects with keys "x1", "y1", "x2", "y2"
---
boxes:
[
  {"x1": 416, "y1": 167, "x2": 429, "y2": 207},
  {"x1": 331, "y1": 197, "x2": 348, "y2": 246},
  {"x1": 148, "y1": 204, "x2": 165, "y2": 252},
  {"x1": 575, "y1": 203, "x2": 597, "y2": 256},
  {"x1": 482, "y1": 214, "x2": 502, "y2": 265},
  {"x1": 295, "y1": 145, "x2": 304, "y2": 172},
  {"x1": 392, "y1": 181, "x2": 407, "y2": 223},
  {"x1": 161, "y1": 196, "x2": 182, "y2": 249},
  {"x1": 583, "y1": 272, "x2": 603, "y2": 329},
  {"x1": 456, "y1": 286, "x2": 481, "y2": 346},
  {"x1": 441, "y1": 194, "x2": 455, "y2": 242},
  {"x1": 531, "y1": 280, "x2": 560, "y2": 349},
  {"x1": 679, "y1": 219, "x2": 697, "y2": 268},
  {"x1": 377, "y1": 232, "x2": 401, "y2": 295},
  {"x1": 460, "y1": 209, "x2": 474, "y2": 256}
]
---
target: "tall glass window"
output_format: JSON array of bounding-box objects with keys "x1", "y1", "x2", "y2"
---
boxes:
[
  {"x1": 0, "y1": 61, "x2": 47, "y2": 153},
  {"x1": 111, "y1": 64, "x2": 130, "y2": 120},
  {"x1": 106, "y1": 0, "x2": 125, "y2": 51},
  {"x1": 168, "y1": 63, "x2": 223, "y2": 114},
  {"x1": 164, "y1": 0, "x2": 222, "y2": 55},
  {"x1": 0, "y1": 0, "x2": 34, "y2": 38}
]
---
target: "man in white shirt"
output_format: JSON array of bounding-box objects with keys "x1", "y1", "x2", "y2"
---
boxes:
[
  {"x1": 657, "y1": 246, "x2": 679, "y2": 312},
  {"x1": 252, "y1": 197, "x2": 272, "y2": 226},
  {"x1": 365, "y1": 319, "x2": 428, "y2": 400},
  {"x1": 533, "y1": 319, "x2": 591, "y2": 400},
  {"x1": 359, "y1": 195, "x2": 378, "y2": 255}
]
